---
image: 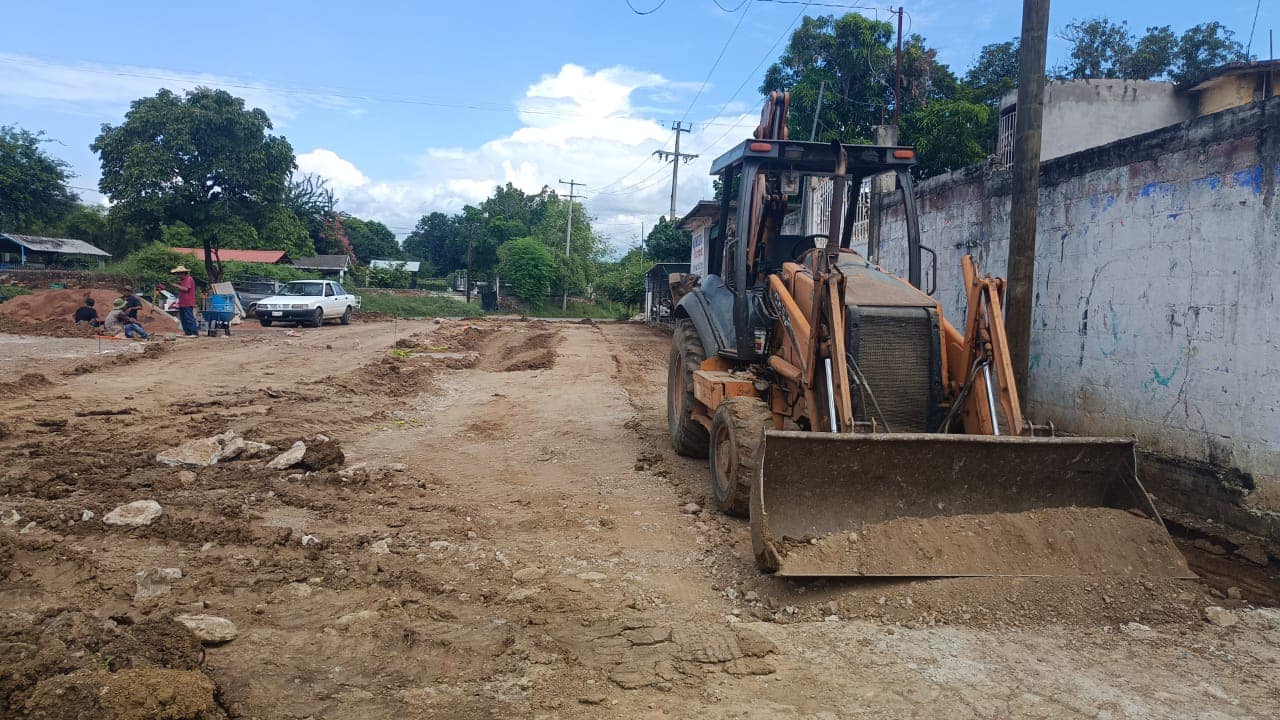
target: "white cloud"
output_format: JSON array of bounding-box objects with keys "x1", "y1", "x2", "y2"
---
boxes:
[
  {"x1": 0, "y1": 52, "x2": 348, "y2": 125},
  {"x1": 296, "y1": 149, "x2": 369, "y2": 192},
  {"x1": 301, "y1": 63, "x2": 760, "y2": 249}
]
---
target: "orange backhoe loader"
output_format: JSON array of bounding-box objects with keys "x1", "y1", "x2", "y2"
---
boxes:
[{"x1": 667, "y1": 92, "x2": 1190, "y2": 578}]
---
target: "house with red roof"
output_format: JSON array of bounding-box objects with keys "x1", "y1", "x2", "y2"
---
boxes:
[{"x1": 172, "y1": 247, "x2": 291, "y2": 265}]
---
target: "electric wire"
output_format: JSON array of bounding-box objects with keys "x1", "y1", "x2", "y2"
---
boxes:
[
  {"x1": 625, "y1": 0, "x2": 667, "y2": 14},
  {"x1": 680, "y1": 0, "x2": 754, "y2": 124}
]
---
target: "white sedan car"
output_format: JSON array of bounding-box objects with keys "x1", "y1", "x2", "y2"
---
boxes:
[{"x1": 255, "y1": 280, "x2": 361, "y2": 327}]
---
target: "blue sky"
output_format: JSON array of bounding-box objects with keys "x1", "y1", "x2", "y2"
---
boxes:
[{"x1": 1, "y1": 0, "x2": 1272, "y2": 249}]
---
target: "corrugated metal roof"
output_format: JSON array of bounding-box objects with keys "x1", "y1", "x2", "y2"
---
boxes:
[
  {"x1": 172, "y1": 247, "x2": 289, "y2": 264},
  {"x1": 1, "y1": 233, "x2": 110, "y2": 257},
  {"x1": 291, "y1": 255, "x2": 351, "y2": 270},
  {"x1": 369, "y1": 259, "x2": 421, "y2": 272}
]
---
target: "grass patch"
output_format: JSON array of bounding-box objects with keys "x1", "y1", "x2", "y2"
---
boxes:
[
  {"x1": 522, "y1": 299, "x2": 631, "y2": 319},
  {"x1": 357, "y1": 291, "x2": 484, "y2": 318},
  {"x1": 0, "y1": 285, "x2": 33, "y2": 299}
]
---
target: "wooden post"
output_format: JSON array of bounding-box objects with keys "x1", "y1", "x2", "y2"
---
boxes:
[{"x1": 1006, "y1": 0, "x2": 1050, "y2": 408}]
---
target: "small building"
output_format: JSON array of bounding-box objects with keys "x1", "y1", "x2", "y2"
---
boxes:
[
  {"x1": 0, "y1": 233, "x2": 110, "y2": 268},
  {"x1": 1183, "y1": 60, "x2": 1280, "y2": 116},
  {"x1": 677, "y1": 200, "x2": 736, "y2": 279},
  {"x1": 643, "y1": 262, "x2": 690, "y2": 324},
  {"x1": 370, "y1": 259, "x2": 422, "y2": 288},
  {"x1": 172, "y1": 247, "x2": 290, "y2": 265},
  {"x1": 292, "y1": 255, "x2": 353, "y2": 279}
]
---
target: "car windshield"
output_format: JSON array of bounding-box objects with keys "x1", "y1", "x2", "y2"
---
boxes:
[{"x1": 279, "y1": 282, "x2": 325, "y2": 296}]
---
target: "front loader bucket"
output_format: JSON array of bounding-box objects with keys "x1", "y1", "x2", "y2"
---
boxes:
[{"x1": 749, "y1": 432, "x2": 1192, "y2": 578}]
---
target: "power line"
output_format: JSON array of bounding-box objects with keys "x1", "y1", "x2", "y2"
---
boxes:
[
  {"x1": 625, "y1": 0, "x2": 667, "y2": 14},
  {"x1": 1247, "y1": 0, "x2": 1262, "y2": 56},
  {"x1": 681, "y1": 0, "x2": 753, "y2": 123},
  {"x1": 713, "y1": 0, "x2": 752, "y2": 11},
  {"x1": 695, "y1": 1, "x2": 815, "y2": 154}
]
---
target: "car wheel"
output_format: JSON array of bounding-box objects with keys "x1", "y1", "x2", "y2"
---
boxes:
[
  {"x1": 246, "y1": 303, "x2": 257, "y2": 316},
  {"x1": 309, "y1": 308, "x2": 324, "y2": 328},
  {"x1": 340, "y1": 306, "x2": 352, "y2": 325},
  {"x1": 259, "y1": 318, "x2": 273, "y2": 327}
]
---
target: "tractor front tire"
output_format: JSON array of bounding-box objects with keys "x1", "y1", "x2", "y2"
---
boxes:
[
  {"x1": 667, "y1": 319, "x2": 709, "y2": 458},
  {"x1": 709, "y1": 397, "x2": 772, "y2": 518}
]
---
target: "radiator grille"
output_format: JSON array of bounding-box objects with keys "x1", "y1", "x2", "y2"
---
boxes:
[{"x1": 851, "y1": 308, "x2": 934, "y2": 432}]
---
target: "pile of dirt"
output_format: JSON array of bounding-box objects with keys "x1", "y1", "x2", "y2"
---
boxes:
[
  {"x1": 0, "y1": 607, "x2": 224, "y2": 719},
  {"x1": 0, "y1": 288, "x2": 179, "y2": 333},
  {"x1": 775, "y1": 506, "x2": 1193, "y2": 578},
  {"x1": 0, "y1": 372, "x2": 53, "y2": 399}
]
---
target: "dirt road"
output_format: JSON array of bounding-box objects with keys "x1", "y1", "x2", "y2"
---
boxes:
[{"x1": 1, "y1": 319, "x2": 1277, "y2": 719}]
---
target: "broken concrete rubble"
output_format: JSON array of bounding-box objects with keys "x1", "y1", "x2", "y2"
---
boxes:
[{"x1": 103, "y1": 500, "x2": 162, "y2": 527}]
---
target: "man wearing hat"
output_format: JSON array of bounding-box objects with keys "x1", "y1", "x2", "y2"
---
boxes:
[
  {"x1": 171, "y1": 265, "x2": 199, "y2": 337},
  {"x1": 102, "y1": 298, "x2": 149, "y2": 339}
]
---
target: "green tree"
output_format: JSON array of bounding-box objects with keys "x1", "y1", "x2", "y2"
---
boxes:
[
  {"x1": 964, "y1": 39, "x2": 1019, "y2": 109},
  {"x1": 161, "y1": 222, "x2": 199, "y2": 248},
  {"x1": 596, "y1": 246, "x2": 649, "y2": 312},
  {"x1": 1057, "y1": 18, "x2": 1134, "y2": 78},
  {"x1": 530, "y1": 196, "x2": 602, "y2": 298},
  {"x1": 900, "y1": 100, "x2": 991, "y2": 177},
  {"x1": 92, "y1": 87, "x2": 295, "y2": 281},
  {"x1": 258, "y1": 206, "x2": 314, "y2": 259},
  {"x1": 762, "y1": 14, "x2": 958, "y2": 144},
  {"x1": 1125, "y1": 26, "x2": 1178, "y2": 79},
  {"x1": 0, "y1": 126, "x2": 77, "y2": 232},
  {"x1": 344, "y1": 216, "x2": 400, "y2": 263},
  {"x1": 46, "y1": 204, "x2": 109, "y2": 252},
  {"x1": 285, "y1": 172, "x2": 334, "y2": 254},
  {"x1": 404, "y1": 211, "x2": 466, "y2": 273},
  {"x1": 644, "y1": 217, "x2": 691, "y2": 263},
  {"x1": 1172, "y1": 22, "x2": 1248, "y2": 84},
  {"x1": 497, "y1": 237, "x2": 557, "y2": 306}
]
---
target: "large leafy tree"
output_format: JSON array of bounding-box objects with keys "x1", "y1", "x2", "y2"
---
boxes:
[
  {"x1": 285, "y1": 172, "x2": 335, "y2": 254},
  {"x1": 762, "y1": 14, "x2": 959, "y2": 144},
  {"x1": 92, "y1": 87, "x2": 295, "y2": 280},
  {"x1": 900, "y1": 100, "x2": 991, "y2": 177},
  {"x1": 964, "y1": 39, "x2": 1019, "y2": 109},
  {"x1": 404, "y1": 211, "x2": 466, "y2": 272},
  {"x1": 497, "y1": 237, "x2": 557, "y2": 305},
  {"x1": 1057, "y1": 18, "x2": 1135, "y2": 79},
  {"x1": 344, "y1": 216, "x2": 400, "y2": 263},
  {"x1": 595, "y1": 246, "x2": 649, "y2": 312},
  {"x1": 1057, "y1": 18, "x2": 1247, "y2": 82},
  {"x1": 530, "y1": 195, "x2": 603, "y2": 298},
  {"x1": 0, "y1": 126, "x2": 78, "y2": 232},
  {"x1": 1172, "y1": 22, "x2": 1248, "y2": 84},
  {"x1": 644, "y1": 217, "x2": 691, "y2": 263}
]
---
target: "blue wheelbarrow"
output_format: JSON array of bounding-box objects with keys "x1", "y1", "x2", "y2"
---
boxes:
[{"x1": 202, "y1": 294, "x2": 236, "y2": 336}]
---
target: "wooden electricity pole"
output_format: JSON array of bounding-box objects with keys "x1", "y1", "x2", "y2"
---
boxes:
[{"x1": 1006, "y1": 0, "x2": 1050, "y2": 407}]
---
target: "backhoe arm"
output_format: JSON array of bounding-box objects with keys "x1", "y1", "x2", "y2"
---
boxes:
[{"x1": 946, "y1": 255, "x2": 1024, "y2": 435}]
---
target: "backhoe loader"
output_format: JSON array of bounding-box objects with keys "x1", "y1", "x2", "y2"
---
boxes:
[{"x1": 667, "y1": 92, "x2": 1190, "y2": 578}]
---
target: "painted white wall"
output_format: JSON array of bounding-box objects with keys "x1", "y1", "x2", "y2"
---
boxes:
[
  {"x1": 881, "y1": 99, "x2": 1280, "y2": 518},
  {"x1": 1001, "y1": 80, "x2": 1194, "y2": 161}
]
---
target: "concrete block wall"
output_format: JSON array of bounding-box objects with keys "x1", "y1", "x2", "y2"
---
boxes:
[{"x1": 878, "y1": 97, "x2": 1280, "y2": 536}]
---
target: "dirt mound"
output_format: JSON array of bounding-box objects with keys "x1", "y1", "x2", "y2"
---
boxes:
[
  {"x1": 0, "y1": 372, "x2": 53, "y2": 398},
  {"x1": 0, "y1": 288, "x2": 179, "y2": 332},
  {"x1": 0, "y1": 608, "x2": 218, "y2": 718},
  {"x1": 775, "y1": 507, "x2": 1192, "y2": 578}
]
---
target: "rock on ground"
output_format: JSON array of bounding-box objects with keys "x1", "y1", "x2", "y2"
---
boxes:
[
  {"x1": 267, "y1": 441, "x2": 307, "y2": 470},
  {"x1": 104, "y1": 500, "x2": 162, "y2": 527},
  {"x1": 513, "y1": 567, "x2": 546, "y2": 582},
  {"x1": 135, "y1": 567, "x2": 183, "y2": 600},
  {"x1": 300, "y1": 439, "x2": 344, "y2": 471},
  {"x1": 155, "y1": 437, "x2": 225, "y2": 468},
  {"x1": 1204, "y1": 606, "x2": 1239, "y2": 628},
  {"x1": 175, "y1": 614, "x2": 238, "y2": 644}
]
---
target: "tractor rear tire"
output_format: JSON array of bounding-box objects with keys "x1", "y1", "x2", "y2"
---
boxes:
[
  {"x1": 709, "y1": 397, "x2": 772, "y2": 518},
  {"x1": 667, "y1": 319, "x2": 709, "y2": 458}
]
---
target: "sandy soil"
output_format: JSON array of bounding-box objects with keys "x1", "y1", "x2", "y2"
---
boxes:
[{"x1": 1, "y1": 318, "x2": 1277, "y2": 719}]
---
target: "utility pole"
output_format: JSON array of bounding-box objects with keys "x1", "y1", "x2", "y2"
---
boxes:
[
  {"x1": 654, "y1": 121, "x2": 698, "y2": 221},
  {"x1": 1006, "y1": 0, "x2": 1050, "y2": 407},
  {"x1": 893, "y1": 7, "x2": 904, "y2": 125},
  {"x1": 558, "y1": 178, "x2": 585, "y2": 311},
  {"x1": 465, "y1": 233, "x2": 474, "y2": 304},
  {"x1": 809, "y1": 79, "x2": 826, "y2": 141}
]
